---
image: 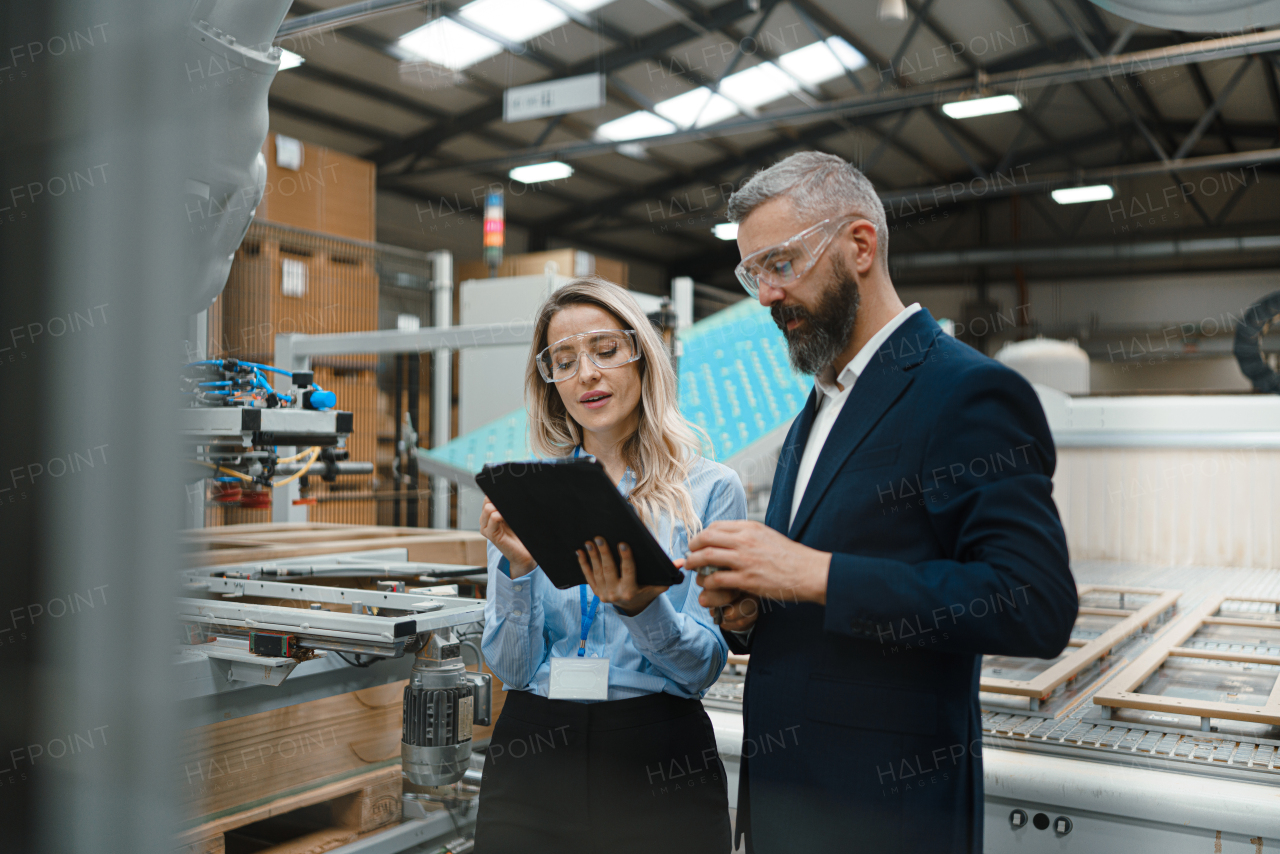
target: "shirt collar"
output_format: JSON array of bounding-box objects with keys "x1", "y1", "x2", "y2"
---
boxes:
[{"x1": 813, "y1": 303, "x2": 922, "y2": 401}]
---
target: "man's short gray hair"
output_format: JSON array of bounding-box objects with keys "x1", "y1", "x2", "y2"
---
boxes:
[{"x1": 726, "y1": 151, "x2": 889, "y2": 266}]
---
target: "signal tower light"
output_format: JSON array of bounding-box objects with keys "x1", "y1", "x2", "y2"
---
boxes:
[{"x1": 484, "y1": 189, "x2": 505, "y2": 276}]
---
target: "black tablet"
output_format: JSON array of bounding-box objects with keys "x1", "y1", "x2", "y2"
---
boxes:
[{"x1": 475, "y1": 457, "x2": 683, "y2": 590}]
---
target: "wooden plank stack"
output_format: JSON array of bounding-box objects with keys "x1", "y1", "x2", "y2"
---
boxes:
[{"x1": 181, "y1": 522, "x2": 487, "y2": 567}]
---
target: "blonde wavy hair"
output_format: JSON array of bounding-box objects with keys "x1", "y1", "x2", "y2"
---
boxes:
[{"x1": 526, "y1": 276, "x2": 707, "y2": 539}]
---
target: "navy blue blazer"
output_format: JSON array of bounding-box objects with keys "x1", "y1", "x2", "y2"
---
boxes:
[{"x1": 730, "y1": 309, "x2": 1076, "y2": 854}]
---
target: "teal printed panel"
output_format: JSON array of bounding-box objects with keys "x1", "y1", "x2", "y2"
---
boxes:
[
  {"x1": 676, "y1": 298, "x2": 812, "y2": 460},
  {"x1": 423, "y1": 297, "x2": 812, "y2": 468},
  {"x1": 423, "y1": 408, "x2": 531, "y2": 472}
]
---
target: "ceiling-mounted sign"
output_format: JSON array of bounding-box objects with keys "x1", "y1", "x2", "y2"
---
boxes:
[{"x1": 504, "y1": 72, "x2": 606, "y2": 123}]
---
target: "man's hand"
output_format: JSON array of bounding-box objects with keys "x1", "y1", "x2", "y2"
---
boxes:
[
  {"x1": 695, "y1": 583, "x2": 761, "y2": 632},
  {"x1": 577, "y1": 537, "x2": 669, "y2": 616},
  {"x1": 686, "y1": 520, "x2": 831, "y2": 606}
]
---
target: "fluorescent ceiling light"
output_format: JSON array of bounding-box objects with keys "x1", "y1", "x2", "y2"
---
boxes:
[
  {"x1": 776, "y1": 37, "x2": 866, "y2": 86},
  {"x1": 278, "y1": 49, "x2": 305, "y2": 70},
  {"x1": 509, "y1": 161, "x2": 575, "y2": 183},
  {"x1": 654, "y1": 87, "x2": 739, "y2": 129},
  {"x1": 719, "y1": 62, "x2": 800, "y2": 109},
  {"x1": 940, "y1": 94, "x2": 1022, "y2": 119},
  {"x1": 595, "y1": 111, "x2": 677, "y2": 141},
  {"x1": 398, "y1": 17, "x2": 503, "y2": 69},
  {"x1": 1051, "y1": 184, "x2": 1115, "y2": 204},
  {"x1": 459, "y1": 0, "x2": 567, "y2": 45},
  {"x1": 713, "y1": 223, "x2": 739, "y2": 240}
]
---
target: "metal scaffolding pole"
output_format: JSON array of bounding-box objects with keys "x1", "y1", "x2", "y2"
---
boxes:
[{"x1": 429, "y1": 251, "x2": 453, "y2": 529}]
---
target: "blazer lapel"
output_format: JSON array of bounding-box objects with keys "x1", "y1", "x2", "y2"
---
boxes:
[
  {"x1": 765, "y1": 388, "x2": 818, "y2": 534},
  {"x1": 787, "y1": 311, "x2": 942, "y2": 541}
]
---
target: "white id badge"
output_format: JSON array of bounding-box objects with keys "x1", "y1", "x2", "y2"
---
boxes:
[{"x1": 548, "y1": 656, "x2": 610, "y2": 700}]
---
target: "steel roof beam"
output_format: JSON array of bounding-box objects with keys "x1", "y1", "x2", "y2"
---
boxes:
[
  {"x1": 1188, "y1": 61, "x2": 1238, "y2": 153},
  {"x1": 430, "y1": 28, "x2": 1280, "y2": 173},
  {"x1": 368, "y1": 0, "x2": 764, "y2": 166},
  {"x1": 1174, "y1": 58, "x2": 1251, "y2": 159}
]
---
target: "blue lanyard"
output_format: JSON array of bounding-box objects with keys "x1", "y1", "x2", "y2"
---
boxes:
[
  {"x1": 572, "y1": 444, "x2": 601, "y2": 657},
  {"x1": 578, "y1": 584, "x2": 600, "y2": 657}
]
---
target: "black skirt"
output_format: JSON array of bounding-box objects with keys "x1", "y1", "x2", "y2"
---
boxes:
[{"x1": 473, "y1": 689, "x2": 732, "y2": 854}]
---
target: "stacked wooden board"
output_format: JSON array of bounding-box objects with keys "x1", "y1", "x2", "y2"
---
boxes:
[{"x1": 182, "y1": 523, "x2": 487, "y2": 568}]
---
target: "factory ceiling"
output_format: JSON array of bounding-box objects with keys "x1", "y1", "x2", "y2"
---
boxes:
[{"x1": 266, "y1": 0, "x2": 1280, "y2": 290}]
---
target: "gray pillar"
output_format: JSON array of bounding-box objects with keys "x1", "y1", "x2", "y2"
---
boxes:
[
  {"x1": 0, "y1": 1, "x2": 187, "y2": 852},
  {"x1": 428, "y1": 251, "x2": 453, "y2": 529}
]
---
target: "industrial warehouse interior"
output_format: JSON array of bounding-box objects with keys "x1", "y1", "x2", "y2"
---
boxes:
[{"x1": 2, "y1": 0, "x2": 1280, "y2": 851}]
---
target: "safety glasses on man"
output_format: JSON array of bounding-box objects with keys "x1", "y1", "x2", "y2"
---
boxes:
[
  {"x1": 734, "y1": 215, "x2": 860, "y2": 298},
  {"x1": 535, "y1": 329, "x2": 642, "y2": 383}
]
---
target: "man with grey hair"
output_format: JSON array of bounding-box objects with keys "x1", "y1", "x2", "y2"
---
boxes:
[{"x1": 687, "y1": 151, "x2": 1076, "y2": 852}]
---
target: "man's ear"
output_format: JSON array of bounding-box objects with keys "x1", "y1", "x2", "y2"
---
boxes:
[{"x1": 846, "y1": 220, "x2": 879, "y2": 275}]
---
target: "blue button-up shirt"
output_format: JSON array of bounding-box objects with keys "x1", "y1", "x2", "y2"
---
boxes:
[{"x1": 482, "y1": 456, "x2": 746, "y2": 701}]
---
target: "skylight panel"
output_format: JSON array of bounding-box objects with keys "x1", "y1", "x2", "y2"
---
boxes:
[
  {"x1": 827, "y1": 37, "x2": 867, "y2": 72},
  {"x1": 458, "y1": 0, "x2": 568, "y2": 45},
  {"x1": 398, "y1": 17, "x2": 503, "y2": 69},
  {"x1": 776, "y1": 37, "x2": 867, "y2": 86},
  {"x1": 719, "y1": 62, "x2": 800, "y2": 109},
  {"x1": 595, "y1": 111, "x2": 677, "y2": 141},
  {"x1": 654, "y1": 87, "x2": 740, "y2": 129}
]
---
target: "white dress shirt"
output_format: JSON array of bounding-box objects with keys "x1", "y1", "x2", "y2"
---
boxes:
[{"x1": 788, "y1": 303, "x2": 921, "y2": 528}]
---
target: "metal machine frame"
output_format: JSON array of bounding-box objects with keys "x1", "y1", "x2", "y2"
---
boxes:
[
  {"x1": 1094, "y1": 594, "x2": 1280, "y2": 729},
  {"x1": 980, "y1": 585, "x2": 1181, "y2": 708},
  {"x1": 272, "y1": 316, "x2": 533, "y2": 526}
]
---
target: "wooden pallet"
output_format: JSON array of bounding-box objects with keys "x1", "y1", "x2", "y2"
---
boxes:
[
  {"x1": 980, "y1": 585, "x2": 1182, "y2": 707},
  {"x1": 179, "y1": 682, "x2": 405, "y2": 824},
  {"x1": 1093, "y1": 594, "x2": 1280, "y2": 728},
  {"x1": 176, "y1": 764, "x2": 401, "y2": 854},
  {"x1": 178, "y1": 670, "x2": 502, "y2": 825}
]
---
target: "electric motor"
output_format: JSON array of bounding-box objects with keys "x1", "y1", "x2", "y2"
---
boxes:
[{"x1": 402, "y1": 628, "x2": 476, "y2": 786}]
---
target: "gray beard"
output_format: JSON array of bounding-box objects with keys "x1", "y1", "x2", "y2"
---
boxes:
[{"x1": 771, "y1": 257, "x2": 861, "y2": 376}]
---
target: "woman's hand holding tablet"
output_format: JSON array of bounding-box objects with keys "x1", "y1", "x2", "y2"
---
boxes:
[
  {"x1": 475, "y1": 458, "x2": 684, "y2": 590},
  {"x1": 480, "y1": 496, "x2": 536, "y2": 578},
  {"x1": 576, "y1": 537, "x2": 676, "y2": 616}
]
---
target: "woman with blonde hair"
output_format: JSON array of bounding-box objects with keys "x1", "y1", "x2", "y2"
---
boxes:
[{"x1": 474, "y1": 276, "x2": 744, "y2": 853}]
